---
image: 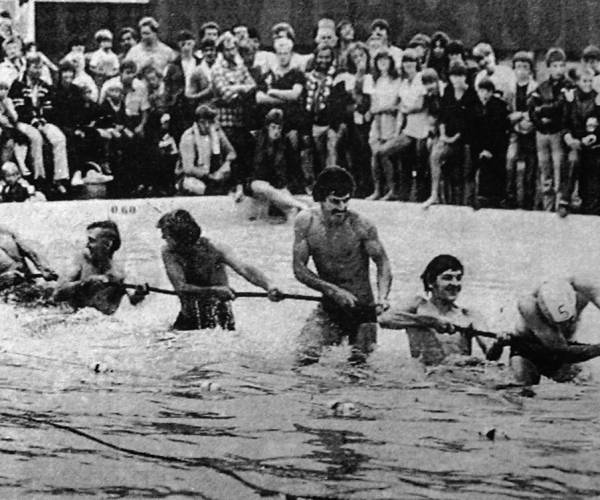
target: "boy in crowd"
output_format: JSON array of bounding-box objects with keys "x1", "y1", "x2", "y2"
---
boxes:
[
  {"x1": 0, "y1": 161, "x2": 45, "y2": 202},
  {"x1": 89, "y1": 29, "x2": 119, "y2": 87},
  {"x1": 505, "y1": 51, "x2": 538, "y2": 209},
  {"x1": 528, "y1": 47, "x2": 573, "y2": 212}
]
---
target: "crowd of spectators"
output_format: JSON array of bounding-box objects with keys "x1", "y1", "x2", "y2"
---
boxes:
[{"x1": 0, "y1": 12, "x2": 599, "y2": 217}]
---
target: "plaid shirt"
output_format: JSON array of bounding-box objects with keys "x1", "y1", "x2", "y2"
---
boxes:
[{"x1": 211, "y1": 58, "x2": 255, "y2": 128}]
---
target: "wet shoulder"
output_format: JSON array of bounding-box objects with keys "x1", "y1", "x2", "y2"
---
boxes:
[{"x1": 294, "y1": 208, "x2": 317, "y2": 236}]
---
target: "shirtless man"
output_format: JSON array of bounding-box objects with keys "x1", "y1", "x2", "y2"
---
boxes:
[
  {"x1": 293, "y1": 166, "x2": 392, "y2": 364},
  {"x1": 0, "y1": 225, "x2": 57, "y2": 288},
  {"x1": 487, "y1": 276, "x2": 600, "y2": 385},
  {"x1": 53, "y1": 220, "x2": 147, "y2": 315},
  {"x1": 379, "y1": 254, "x2": 489, "y2": 365},
  {"x1": 157, "y1": 209, "x2": 283, "y2": 330}
]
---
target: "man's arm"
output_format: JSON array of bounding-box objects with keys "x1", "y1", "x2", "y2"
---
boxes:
[
  {"x1": 268, "y1": 83, "x2": 303, "y2": 102},
  {"x1": 52, "y1": 257, "x2": 84, "y2": 302},
  {"x1": 292, "y1": 212, "x2": 357, "y2": 308},
  {"x1": 14, "y1": 236, "x2": 56, "y2": 280},
  {"x1": 363, "y1": 220, "x2": 392, "y2": 311},
  {"x1": 216, "y1": 243, "x2": 282, "y2": 301},
  {"x1": 161, "y1": 248, "x2": 233, "y2": 300},
  {"x1": 570, "y1": 273, "x2": 600, "y2": 309}
]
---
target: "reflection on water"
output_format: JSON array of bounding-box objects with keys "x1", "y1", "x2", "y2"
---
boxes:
[{"x1": 2, "y1": 204, "x2": 600, "y2": 499}]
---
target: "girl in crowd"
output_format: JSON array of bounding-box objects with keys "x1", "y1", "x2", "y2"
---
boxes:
[{"x1": 367, "y1": 50, "x2": 400, "y2": 200}]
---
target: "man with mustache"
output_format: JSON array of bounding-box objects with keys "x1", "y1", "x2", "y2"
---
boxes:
[
  {"x1": 380, "y1": 254, "x2": 488, "y2": 365},
  {"x1": 293, "y1": 166, "x2": 392, "y2": 364}
]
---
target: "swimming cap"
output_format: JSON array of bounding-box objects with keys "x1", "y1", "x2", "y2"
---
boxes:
[{"x1": 537, "y1": 279, "x2": 576, "y2": 324}]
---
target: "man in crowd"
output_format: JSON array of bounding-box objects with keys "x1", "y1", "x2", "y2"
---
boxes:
[
  {"x1": 125, "y1": 16, "x2": 175, "y2": 75},
  {"x1": 528, "y1": 47, "x2": 573, "y2": 212},
  {"x1": 368, "y1": 18, "x2": 403, "y2": 68},
  {"x1": 117, "y1": 27, "x2": 138, "y2": 62},
  {"x1": 293, "y1": 166, "x2": 392, "y2": 364},
  {"x1": 53, "y1": 220, "x2": 147, "y2": 315},
  {"x1": 211, "y1": 31, "x2": 256, "y2": 201}
]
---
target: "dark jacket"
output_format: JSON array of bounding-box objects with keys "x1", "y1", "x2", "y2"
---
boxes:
[
  {"x1": 49, "y1": 83, "x2": 86, "y2": 130},
  {"x1": 470, "y1": 95, "x2": 510, "y2": 155},
  {"x1": 164, "y1": 54, "x2": 203, "y2": 108},
  {"x1": 528, "y1": 76, "x2": 573, "y2": 135},
  {"x1": 563, "y1": 88, "x2": 600, "y2": 140},
  {"x1": 8, "y1": 76, "x2": 55, "y2": 124}
]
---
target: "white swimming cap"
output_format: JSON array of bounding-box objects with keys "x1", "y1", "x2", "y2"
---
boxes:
[{"x1": 537, "y1": 279, "x2": 576, "y2": 324}]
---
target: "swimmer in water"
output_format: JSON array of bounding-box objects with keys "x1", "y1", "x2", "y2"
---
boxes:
[
  {"x1": 157, "y1": 209, "x2": 284, "y2": 330},
  {"x1": 53, "y1": 220, "x2": 147, "y2": 315},
  {"x1": 379, "y1": 254, "x2": 489, "y2": 365},
  {"x1": 293, "y1": 166, "x2": 392, "y2": 365},
  {"x1": 0, "y1": 225, "x2": 57, "y2": 288},
  {"x1": 487, "y1": 276, "x2": 600, "y2": 385}
]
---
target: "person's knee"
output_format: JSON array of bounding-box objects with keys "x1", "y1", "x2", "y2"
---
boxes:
[{"x1": 510, "y1": 356, "x2": 541, "y2": 385}]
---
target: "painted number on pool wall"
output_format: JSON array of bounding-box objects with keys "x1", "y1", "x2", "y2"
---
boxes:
[{"x1": 110, "y1": 206, "x2": 137, "y2": 215}]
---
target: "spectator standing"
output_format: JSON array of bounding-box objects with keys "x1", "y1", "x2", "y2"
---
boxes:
[
  {"x1": 581, "y1": 45, "x2": 600, "y2": 94},
  {"x1": 368, "y1": 19, "x2": 403, "y2": 69},
  {"x1": 335, "y1": 20, "x2": 355, "y2": 71},
  {"x1": 428, "y1": 31, "x2": 451, "y2": 83},
  {"x1": 470, "y1": 78, "x2": 510, "y2": 208},
  {"x1": 211, "y1": 31, "x2": 256, "y2": 201},
  {"x1": 505, "y1": 51, "x2": 538, "y2": 209},
  {"x1": 126, "y1": 17, "x2": 175, "y2": 75},
  {"x1": 117, "y1": 27, "x2": 138, "y2": 62},
  {"x1": 367, "y1": 50, "x2": 400, "y2": 200},
  {"x1": 528, "y1": 47, "x2": 573, "y2": 211},
  {"x1": 563, "y1": 68, "x2": 600, "y2": 215},
  {"x1": 69, "y1": 52, "x2": 98, "y2": 102},
  {"x1": 473, "y1": 42, "x2": 516, "y2": 103},
  {"x1": 424, "y1": 61, "x2": 477, "y2": 208},
  {"x1": 88, "y1": 29, "x2": 119, "y2": 88}
]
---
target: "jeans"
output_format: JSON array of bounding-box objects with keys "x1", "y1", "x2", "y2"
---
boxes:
[
  {"x1": 17, "y1": 122, "x2": 69, "y2": 181},
  {"x1": 506, "y1": 132, "x2": 537, "y2": 209},
  {"x1": 536, "y1": 131, "x2": 565, "y2": 211}
]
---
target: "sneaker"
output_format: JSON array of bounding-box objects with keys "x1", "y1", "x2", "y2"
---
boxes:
[
  {"x1": 71, "y1": 171, "x2": 84, "y2": 186},
  {"x1": 84, "y1": 170, "x2": 114, "y2": 184}
]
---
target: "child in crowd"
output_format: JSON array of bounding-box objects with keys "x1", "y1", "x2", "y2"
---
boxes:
[
  {"x1": 0, "y1": 161, "x2": 45, "y2": 202},
  {"x1": 88, "y1": 29, "x2": 119, "y2": 88}
]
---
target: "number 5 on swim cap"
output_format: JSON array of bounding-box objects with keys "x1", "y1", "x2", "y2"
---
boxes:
[{"x1": 537, "y1": 279, "x2": 576, "y2": 324}]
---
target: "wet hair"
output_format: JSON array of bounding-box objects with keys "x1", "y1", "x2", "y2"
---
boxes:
[
  {"x1": 156, "y1": 209, "x2": 201, "y2": 246},
  {"x1": 420, "y1": 254, "x2": 463, "y2": 292},
  {"x1": 346, "y1": 41, "x2": 370, "y2": 74},
  {"x1": 373, "y1": 50, "x2": 398, "y2": 80},
  {"x1": 313, "y1": 166, "x2": 355, "y2": 202},
  {"x1": 176, "y1": 29, "x2": 195, "y2": 44},
  {"x1": 87, "y1": 220, "x2": 121, "y2": 252}
]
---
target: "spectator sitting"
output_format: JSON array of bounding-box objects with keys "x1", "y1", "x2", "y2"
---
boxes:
[
  {"x1": 248, "y1": 108, "x2": 308, "y2": 216},
  {"x1": 125, "y1": 16, "x2": 175, "y2": 75},
  {"x1": 176, "y1": 104, "x2": 236, "y2": 195},
  {"x1": 69, "y1": 52, "x2": 98, "y2": 102},
  {"x1": 0, "y1": 77, "x2": 22, "y2": 171},
  {"x1": 0, "y1": 161, "x2": 45, "y2": 202},
  {"x1": 23, "y1": 42, "x2": 56, "y2": 85},
  {"x1": 9, "y1": 54, "x2": 70, "y2": 194},
  {"x1": 88, "y1": 29, "x2": 119, "y2": 87}
]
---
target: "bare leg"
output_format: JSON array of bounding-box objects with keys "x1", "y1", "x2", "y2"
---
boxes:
[
  {"x1": 348, "y1": 322, "x2": 377, "y2": 364},
  {"x1": 366, "y1": 149, "x2": 383, "y2": 200},
  {"x1": 423, "y1": 139, "x2": 444, "y2": 209},
  {"x1": 510, "y1": 355, "x2": 541, "y2": 385},
  {"x1": 250, "y1": 180, "x2": 308, "y2": 211}
]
